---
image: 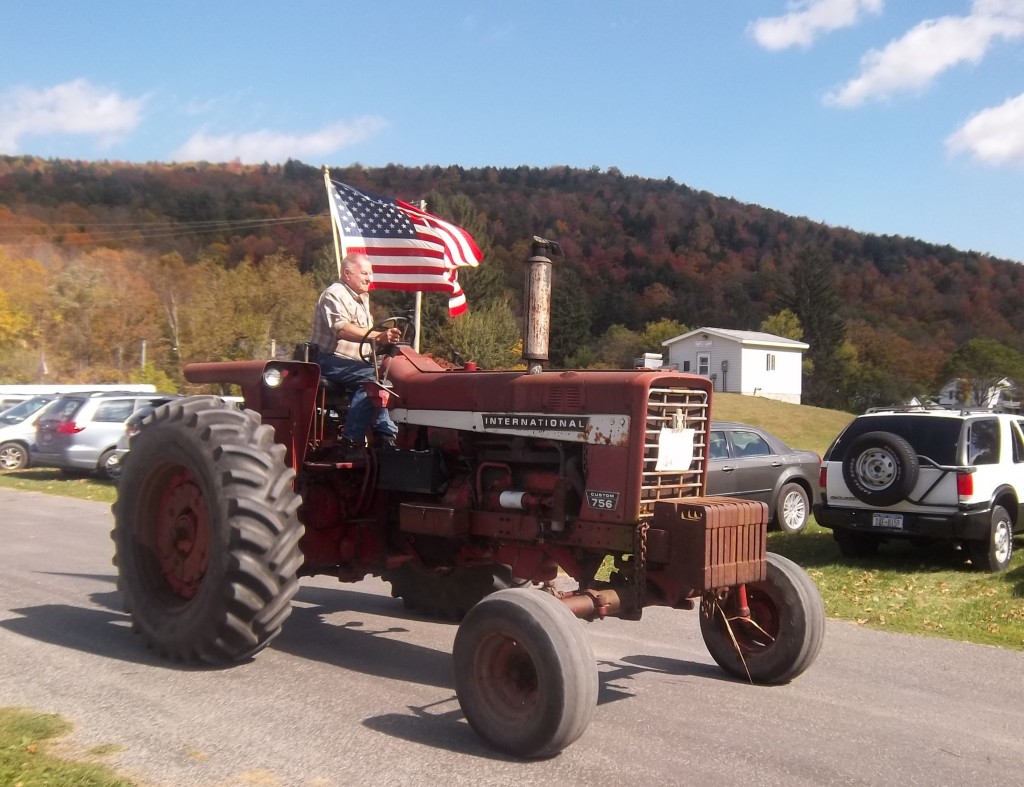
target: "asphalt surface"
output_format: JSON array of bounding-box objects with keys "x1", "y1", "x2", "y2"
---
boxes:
[{"x1": 1, "y1": 488, "x2": 1023, "y2": 786}]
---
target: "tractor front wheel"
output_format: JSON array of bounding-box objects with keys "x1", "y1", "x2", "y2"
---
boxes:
[
  {"x1": 699, "y1": 552, "x2": 824, "y2": 684},
  {"x1": 112, "y1": 396, "x2": 304, "y2": 663},
  {"x1": 453, "y1": 589, "x2": 598, "y2": 758}
]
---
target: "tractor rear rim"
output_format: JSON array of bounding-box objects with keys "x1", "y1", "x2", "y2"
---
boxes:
[{"x1": 152, "y1": 466, "x2": 210, "y2": 600}]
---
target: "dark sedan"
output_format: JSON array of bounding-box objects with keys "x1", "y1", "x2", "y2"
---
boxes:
[{"x1": 706, "y1": 421, "x2": 820, "y2": 534}]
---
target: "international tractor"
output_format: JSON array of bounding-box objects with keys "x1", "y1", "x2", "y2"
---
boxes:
[{"x1": 112, "y1": 238, "x2": 824, "y2": 759}]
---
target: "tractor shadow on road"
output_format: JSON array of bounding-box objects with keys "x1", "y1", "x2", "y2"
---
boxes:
[
  {"x1": 0, "y1": 574, "x2": 222, "y2": 669},
  {"x1": 282, "y1": 583, "x2": 732, "y2": 758}
]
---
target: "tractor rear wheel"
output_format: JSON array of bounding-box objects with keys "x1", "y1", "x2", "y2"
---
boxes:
[
  {"x1": 112, "y1": 396, "x2": 303, "y2": 663},
  {"x1": 453, "y1": 589, "x2": 597, "y2": 758},
  {"x1": 699, "y1": 552, "x2": 824, "y2": 684}
]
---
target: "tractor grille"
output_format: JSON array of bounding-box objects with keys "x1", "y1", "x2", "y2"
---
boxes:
[{"x1": 640, "y1": 385, "x2": 709, "y2": 516}]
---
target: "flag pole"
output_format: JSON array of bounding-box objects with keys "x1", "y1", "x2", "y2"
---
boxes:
[
  {"x1": 324, "y1": 167, "x2": 345, "y2": 278},
  {"x1": 414, "y1": 200, "x2": 426, "y2": 352}
]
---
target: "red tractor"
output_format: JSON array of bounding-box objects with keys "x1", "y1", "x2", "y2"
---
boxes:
[{"x1": 112, "y1": 238, "x2": 824, "y2": 758}]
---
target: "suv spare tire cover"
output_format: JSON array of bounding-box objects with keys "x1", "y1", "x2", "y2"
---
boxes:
[{"x1": 842, "y1": 430, "x2": 920, "y2": 507}]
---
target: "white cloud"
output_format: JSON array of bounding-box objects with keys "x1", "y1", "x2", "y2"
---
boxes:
[
  {"x1": 750, "y1": 0, "x2": 884, "y2": 50},
  {"x1": 946, "y1": 91, "x2": 1024, "y2": 166},
  {"x1": 826, "y1": 0, "x2": 1024, "y2": 106},
  {"x1": 172, "y1": 117, "x2": 389, "y2": 164},
  {"x1": 0, "y1": 78, "x2": 145, "y2": 152}
]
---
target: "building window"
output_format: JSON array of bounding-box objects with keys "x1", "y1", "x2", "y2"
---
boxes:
[
  {"x1": 682, "y1": 360, "x2": 690, "y2": 372},
  {"x1": 766, "y1": 353, "x2": 776, "y2": 371}
]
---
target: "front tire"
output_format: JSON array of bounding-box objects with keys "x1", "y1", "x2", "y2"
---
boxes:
[
  {"x1": 0, "y1": 442, "x2": 28, "y2": 471},
  {"x1": 453, "y1": 589, "x2": 598, "y2": 758},
  {"x1": 112, "y1": 396, "x2": 304, "y2": 663},
  {"x1": 700, "y1": 553, "x2": 825, "y2": 684},
  {"x1": 968, "y1": 505, "x2": 1013, "y2": 572}
]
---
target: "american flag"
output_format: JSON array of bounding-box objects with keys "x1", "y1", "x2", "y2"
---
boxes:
[{"x1": 326, "y1": 179, "x2": 482, "y2": 316}]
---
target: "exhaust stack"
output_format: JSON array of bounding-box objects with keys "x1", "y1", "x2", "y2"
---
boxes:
[{"x1": 522, "y1": 236, "x2": 561, "y2": 374}]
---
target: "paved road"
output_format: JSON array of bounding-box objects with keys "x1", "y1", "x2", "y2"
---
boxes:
[{"x1": 1, "y1": 488, "x2": 1023, "y2": 786}]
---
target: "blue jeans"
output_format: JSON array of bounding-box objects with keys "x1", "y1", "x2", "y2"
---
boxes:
[{"x1": 315, "y1": 355, "x2": 398, "y2": 442}]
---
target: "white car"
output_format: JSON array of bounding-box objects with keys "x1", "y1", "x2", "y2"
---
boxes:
[{"x1": 814, "y1": 408, "x2": 1024, "y2": 572}]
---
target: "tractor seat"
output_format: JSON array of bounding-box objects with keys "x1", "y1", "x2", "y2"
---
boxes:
[{"x1": 293, "y1": 343, "x2": 351, "y2": 402}]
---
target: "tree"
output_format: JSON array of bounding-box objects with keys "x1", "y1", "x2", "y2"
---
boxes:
[
  {"x1": 591, "y1": 324, "x2": 646, "y2": 369},
  {"x1": 179, "y1": 254, "x2": 317, "y2": 367},
  {"x1": 784, "y1": 247, "x2": 847, "y2": 409},
  {"x1": 641, "y1": 318, "x2": 688, "y2": 355},
  {"x1": 427, "y1": 299, "x2": 521, "y2": 369},
  {"x1": 941, "y1": 338, "x2": 1024, "y2": 406},
  {"x1": 549, "y1": 265, "x2": 593, "y2": 367},
  {"x1": 760, "y1": 309, "x2": 803, "y2": 341}
]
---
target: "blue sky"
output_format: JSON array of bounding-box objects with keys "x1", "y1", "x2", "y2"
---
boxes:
[{"x1": 2, "y1": 1, "x2": 1023, "y2": 263}]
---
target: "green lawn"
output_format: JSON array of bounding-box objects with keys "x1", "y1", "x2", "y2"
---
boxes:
[{"x1": 0, "y1": 707, "x2": 131, "y2": 787}]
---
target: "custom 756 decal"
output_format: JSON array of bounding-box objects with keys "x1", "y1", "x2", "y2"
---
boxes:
[{"x1": 586, "y1": 490, "x2": 620, "y2": 511}]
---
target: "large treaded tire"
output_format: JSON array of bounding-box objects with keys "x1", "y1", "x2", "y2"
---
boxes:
[
  {"x1": 700, "y1": 553, "x2": 825, "y2": 684},
  {"x1": 111, "y1": 396, "x2": 304, "y2": 664},
  {"x1": 383, "y1": 562, "x2": 514, "y2": 620},
  {"x1": 453, "y1": 589, "x2": 598, "y2": 758},
  {"x1": 842, "y1": 431, "x2": 919, "y2": 507}
]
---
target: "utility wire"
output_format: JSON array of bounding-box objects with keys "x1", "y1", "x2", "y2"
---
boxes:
[{"x1": 0, "y1": 213, "x2": 331, "y2": 249}]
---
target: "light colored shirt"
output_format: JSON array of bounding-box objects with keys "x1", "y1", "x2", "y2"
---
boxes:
[{"x1": 310, "y1": 282, "x2": 372, "y2": 361}]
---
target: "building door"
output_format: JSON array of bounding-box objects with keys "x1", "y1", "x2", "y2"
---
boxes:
[{"x1": 697, "y1": 352, "x2": 710, "y2": 377}]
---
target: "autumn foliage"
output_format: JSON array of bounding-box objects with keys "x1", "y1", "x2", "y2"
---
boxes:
[{"x1": 1, "y1": 156, "x2": 1022, "y2": 409}]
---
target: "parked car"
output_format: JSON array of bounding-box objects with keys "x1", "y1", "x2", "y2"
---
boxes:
[
  {"x1": 0, "y1": 394, "x2": 38, "y2": 413},
  {"x1": 705, "y1": 421, "x2": 820, "y2": 534},
  {"x1": 32, "y1": 391, "x2": 178, "y2": 480},
  {"x1": 814, "y1": 407, "x2": 1024, "y2": 571},
  {"x1": 108, "y1": 394, "x2": 184, "y2": 480},
  {"x1": 0, "y1": 395, "x2": 62, "y2": 471}
]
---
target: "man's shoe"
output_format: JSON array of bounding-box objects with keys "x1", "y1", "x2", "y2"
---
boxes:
[
  {"x1": 373, "y1": 433, "x2": 397, "y2": 449},
  {"x1": 339, "y1": 436, "x2": 365, "y2": 454}
]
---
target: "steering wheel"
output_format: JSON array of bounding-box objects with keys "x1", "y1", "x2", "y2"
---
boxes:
[{"x1": 358, "y1": 315, "x2": 415, "y2": 364}]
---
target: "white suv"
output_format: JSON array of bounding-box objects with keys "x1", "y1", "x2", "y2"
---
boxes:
[{"x1": 814, "y1": 408, "x2": 1024, "y2": 572}]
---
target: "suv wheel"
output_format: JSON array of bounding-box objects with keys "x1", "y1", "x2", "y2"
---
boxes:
[
  {"x1": 842, "y1": 431, "x2": 919, "y2": 507},
  {"x1": 967, "y1": 505, "x2": 1013, "y2": 573}
]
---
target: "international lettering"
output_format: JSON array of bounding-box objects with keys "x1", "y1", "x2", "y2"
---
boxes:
[{"x1": 482, "y1": 413, "x2": 590, "y2": 431}]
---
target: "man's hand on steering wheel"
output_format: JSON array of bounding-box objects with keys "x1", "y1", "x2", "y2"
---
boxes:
[{"x1": 359, "y1": 315, "x2": 415, "y2": 365}]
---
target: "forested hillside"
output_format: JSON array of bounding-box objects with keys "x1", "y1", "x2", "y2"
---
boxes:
[{"x1": 1, "y1": 155, "x2": 1022, "y2": 410}]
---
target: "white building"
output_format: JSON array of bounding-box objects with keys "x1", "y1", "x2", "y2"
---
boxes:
[
  {"x1": 662, "y1": 327, "x2": 809, "y2": 404},
  {"x1": 936, "y1": 377, "x2": 1016, "y2": 409}
]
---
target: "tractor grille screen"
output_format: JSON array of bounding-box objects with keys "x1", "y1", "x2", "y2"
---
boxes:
[{"x1": 640, "y1": 385, "x2": 709, "y2": 515}]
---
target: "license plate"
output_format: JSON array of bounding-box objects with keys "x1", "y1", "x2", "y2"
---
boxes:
[{"x1": 872, "y1": 512, "x2": 903, "y2": 530}]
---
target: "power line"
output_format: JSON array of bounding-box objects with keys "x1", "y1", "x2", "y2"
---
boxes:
[{"x1": 0, "y1": 213, "x2": 331, "y2": 249}]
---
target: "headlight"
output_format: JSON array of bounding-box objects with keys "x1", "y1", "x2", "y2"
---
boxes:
[{"x1": 263, "y1": 367, "x2": 284, "y2": 388}]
